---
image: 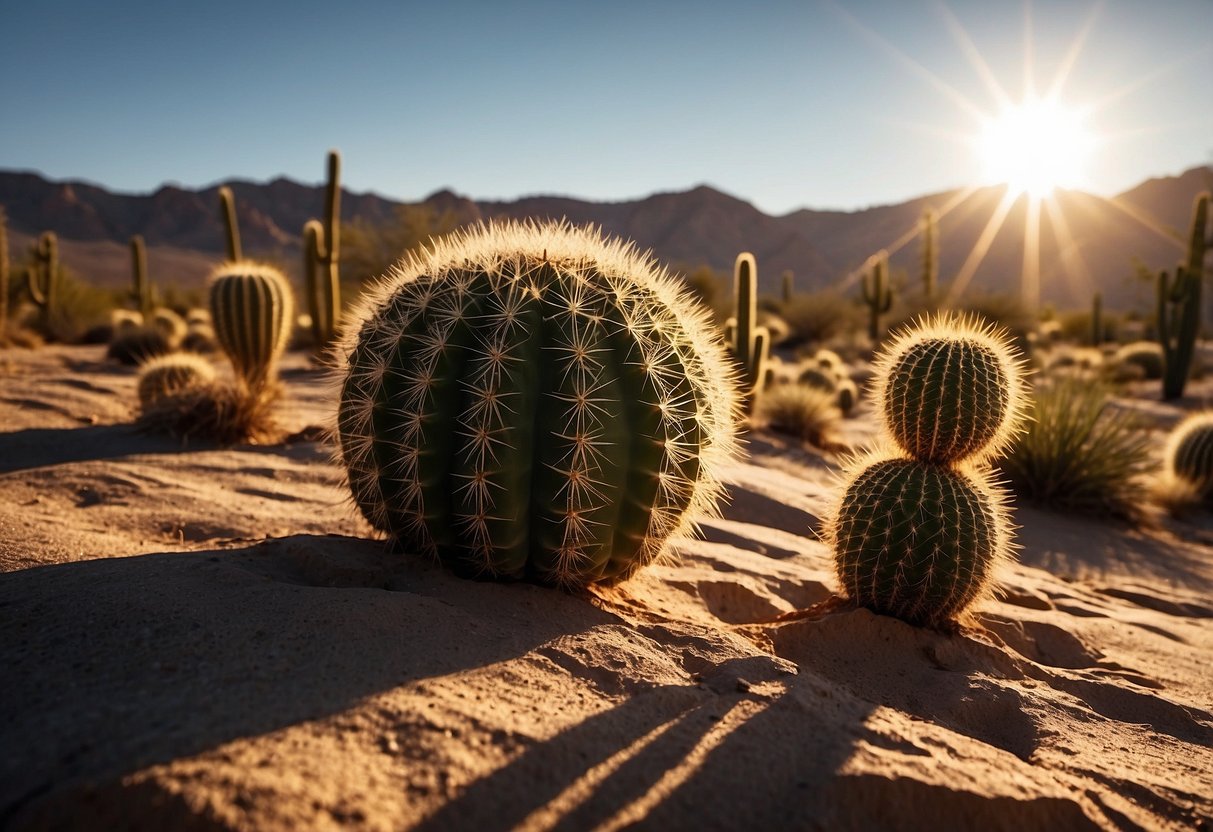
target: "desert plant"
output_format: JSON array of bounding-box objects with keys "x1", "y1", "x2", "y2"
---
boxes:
[
  {"x1": 1113, "y1": 341, "x2": 1164, "y2": 380},
  {"x1": 1000, "y1": 378, "x2": 1153, "y2": 517},
  {"x1": 208, "y1": 263, "x2": 294, "y2": 393},
  {"x1": 781, "y1": 270, "x2": 795, "y2": 303},
  {"x1": 302, "y1": 149, "x2": 342, "y2": 351},
  {"x1": 136, "y1": 353, "x2": 216, "y2": 409},
  {"x1": 129, "y1": 235, "x2": 154, "y2": 319},
  {"x1": 828, "y1": 314, "x2": 1028, "y2": 627},
  {"x1": 136, "y1": 380, "x2": 281, "y2": 445},
  {"x1": 1158, "y1": 192, "x2": 1208, "y2": 399},
  {"x1": 110, "y1": 309, "x2": 143, "y2": 333},
  {"x1": 150, "y1": 307, "x2": 187, "y2": 346},
  {"x1": 335, "y1": 220, "x2": 739, "y2": 588},
  {"x1": 26, "y1": 232, "x2": 60, "y2": 335},
  {"x1": 107, "y1": 325, "x2": 173, "y2": 365},
  {"x1": 861, "y1": 251, "x2": 892, "y2": 343},
  {"x1": 1090, "y1": 292, "x2": 1103, "y2": 346},
  {"x1": 181, "y1": 324, "x2": 218, "y2": 354},
  {"x1": 797, "y1": 365, "x2": 838, "y2": 392},
  {"x1": 757, "y1": 384, "x2": 841, "y2": 448},
  {"x1": 1163, "y1": 411, "x2": 1213, "y2": 502},
  {"x1": 836, "y1": 378, "x2": 859, "y2": 416},
  {"x1": 729, "y1": 252, "x2": 770, "y2": 413},
  {"x1": 218, "y1": 186, "x2": 242, "y2": 261}
]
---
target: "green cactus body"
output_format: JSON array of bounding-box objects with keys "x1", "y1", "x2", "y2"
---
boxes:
[
  {"x1": 833, "y1": 457, "x2": 1006, "y2": 627},
  {"x1": 1166, "y1": 412, "x2": 1213, "y2": 500},
  {"x1": 830, "y1": 314, "x2": 1027, "y2": 627},
  {"x1": 1159, "y1": 192, "x2": 1208, "y2": 400},
  {"x1": 130, "y1": 235, "x2": 153, "y2": 319},
  {"x1": 208, "y1": 263, "x2": 294, "y2": 392},
  {"x1": 875, "y1": 317, "x2": 1027, "y2": 465},
  {"x1": 218, "y1": 186, "x2": 242, "y2": 261},
  {"x1": 27, "y1": 232, "x2": 59, "y2": 329},
  {"x1": 150, "y1": 307, "x2": 187, "y2": 346},
  {"x1": 303, "y1": 150, "x2": 342, "y2": 351},
  {"x1": 862, "y1": 252, "x2": 893, "y2": 343},
  {"x1": 136, "y1": 353, "x2": 216, "y2": 408},
  {"x1": 336, "y1": 221, "x2": 738, "y2": 587},
  {"x1": 731, "y1": 252, "x2": 767, "y2": 411}
]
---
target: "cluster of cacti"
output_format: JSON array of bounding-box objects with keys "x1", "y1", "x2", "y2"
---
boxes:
[
  {"x1": 136, "y1": 353, "x2": 216, "y2": 409},
  {"x1": 335, "y1": 220, "x2": 739, "y2": 588},
  {"x1": 861, "y1": 251, "x2": 892, "y2": 343},
  {"x1": 303, "y1": 150, "x2": 342, "y2": 351},
  {"x1": 208, "y1": 262, "x2": 294, "y2": 393},
  {"x1": 26, "y1": 231, "x2": 60, "y2": 333},
  {"x1": 1157, "y1": 192, "x2": 1208, "y2": 400},
  {"x1": 725, "y1": 252, "x2": 770, "y2": 413},
  {"x1": 828, "y1": 315, "x2": 1028, "y2": 627},
  {"x1": 1164, "y1": 412, "x2": 1213, "y2": 501},
  {"x1": 129, "y1": 235, "x2": 154, "y2": 319},
  {"x1": 920, "y1": 209, "x2": 937, "y2": 302}
]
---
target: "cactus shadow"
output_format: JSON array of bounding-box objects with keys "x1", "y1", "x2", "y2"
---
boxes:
[
  {"x1": 0, "y1": 424, "x2": 187, "y2": 473},
  {"x1": 0, "y1": 534, "x2": 623, "y2": 822}
]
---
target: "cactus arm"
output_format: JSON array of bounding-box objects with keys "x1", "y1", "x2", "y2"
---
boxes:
[
  {"x1": 218, "y1": 186, "x2": 242, "y2": 261},
  {"x1": 130, "y1": 235, "x2": 153, "y2": 318},
  {"x1": 26, "y1": 232, "x2": 58, "y2": 315},
  {"x1": 733, "y1": 253, "x2": 757, "y2": 374},
  {"x1": 302, "y1": 150, "x2": 342, "y2": 349}
]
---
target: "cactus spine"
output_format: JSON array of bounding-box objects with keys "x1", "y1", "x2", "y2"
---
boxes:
[
  {"x1": 303, "y1": 149, "x2": 342, "y2": 350},
  {"x1": 336, "y1": 220, "x2": 739, "y2": 588},
  {"x1": 829, "y1": 315, "x2": 1028, "y2": 627},
  {"x1": 27, "y1": 231, "x2": 60, "y2": 332},
  {"x1": 730, "y1": 252, "x2": 769, "y2": 412},
  {"x1": 218, "y1": 186, "x2": 242, "y2": 261},
  {"x1": 208, "y1": 263, "x2": 293, "y2": 393},
  {"x1": 1158, "y1": 192, "x2": 1209, "y2": 399},
  {"x1": 862, "y1": 251, "x2": 893, "y2": 343},
  {"x1": 129, "y1": 235, "x2": 153, "y2": 319},
  {"x1": 781, "y1": 270, "x2": 795, "y2": 304},
  {"x1": 0, "y1": 207, "x2": 8, "y2": 340},
  {"x1": 920, "y1": 209, "x2": 937, "y2": 302},
  {"x1": 1090, "y1": 292, "x2": 1103, "y2": 346}
]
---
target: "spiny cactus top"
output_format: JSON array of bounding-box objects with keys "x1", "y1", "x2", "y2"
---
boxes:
[
  {"x1": 1165, "y1": 411, "x2": 1213, "y2": 498},
  {"x1": 873, "y1": 314, "x2": 1029, "y2": 465},
  {"x1": 208, "y1": 262, "x2": 294, "y2": 392},
  {"x1": 334, "y1": 220, "x2": 739, "y2": 587}
]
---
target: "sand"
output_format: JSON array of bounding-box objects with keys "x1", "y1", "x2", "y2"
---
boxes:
[{"x1": 1, "y1": 344, "x2": 1210, "y2": 830}]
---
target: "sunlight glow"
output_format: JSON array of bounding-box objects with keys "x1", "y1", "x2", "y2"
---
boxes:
[{"x1": 980, "y1": 96, "x2": 1095, "y2": 197}]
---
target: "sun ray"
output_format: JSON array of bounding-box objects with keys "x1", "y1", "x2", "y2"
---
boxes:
[
  {"x1": 1022, "y1": 194, "x2": 1041, "y2": 310},
  {"x1": 943, "y1": 188, "x2": 1018, "y2": 306},
  {"x1": 1042, "y1": 196, "x2": 1097, "y2": 304},
  {"x1": 1079, "y1": 47, "x2": 1211, "y2": 119},
  {"x1": 934, "y1": 0, "x2": 1012, "y2": 110},
  {"x1": 1022, "y1": 0, "x2": 1036, "y2": 97},
  {"x1": 1104, "y1": 196, "x2": 1188, "y2": 249},
  {"x1": 1044, "y1": 1, "x2": 1103, "y2": 100}
]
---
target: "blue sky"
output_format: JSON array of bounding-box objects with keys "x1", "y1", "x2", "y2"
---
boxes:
[{"x1": 1, "y1": 0, "x2": 1209, "y2": 213}]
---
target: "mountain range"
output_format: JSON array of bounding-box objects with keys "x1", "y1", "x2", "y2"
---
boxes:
[{"x1": 2, "y1": 165, "x2": 1209, "y2": 310}]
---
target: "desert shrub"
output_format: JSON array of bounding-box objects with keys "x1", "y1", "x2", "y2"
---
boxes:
[
  {"x1": 778, "y1": 291, "x2": 858, "y2": 348},
  {"x1": 757, "y1": 384, "x2": 841, "y2": 448},
  {"x1": 107, "y1": 325, "x2": 172, "y2": 365},
  {"x1": 136, "y1": 381, "x2": 282, "y2": 445},
  {"x1": 999, "y1": 378, "x2": 1154, "y2": 517}
]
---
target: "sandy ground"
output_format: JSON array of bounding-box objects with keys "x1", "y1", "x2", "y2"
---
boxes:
[{"x1": 1, "y1": 344, "x2": 1210, "y2": 831}]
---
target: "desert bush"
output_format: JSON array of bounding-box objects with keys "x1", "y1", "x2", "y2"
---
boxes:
[
  {"x1": 999, "y1": 378, "x2": 1154, "y2": 517},
  {"x1": 757, "y1": 384, "x2": 841, "y2": 448},
  {"x1": 106, "y1": 325, "x2": 173, "y2": 365},
  {"x1": 136, "y1": 381, "x2": 281, "y2": 445}
]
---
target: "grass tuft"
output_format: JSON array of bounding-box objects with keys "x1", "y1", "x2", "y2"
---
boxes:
[
  {"x1": 757, "y1": 384, "x2": 842, "y2": 449},
  {"x1": 136, "y1": 381, "x2": 282, "y2": 445}
]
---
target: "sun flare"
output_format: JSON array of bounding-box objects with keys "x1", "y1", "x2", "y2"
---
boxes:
[{"x1": 979, "y1": 96, "x2": 1094, "y2": 197}]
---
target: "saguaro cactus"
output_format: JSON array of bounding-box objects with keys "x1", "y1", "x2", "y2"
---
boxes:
[
  {"x1": 218, "y1": 186, "x2": 242, "y2": 261},
  {"x1": 781, "y1": 270, "x2": 795, "y2": 304},
  {"x1": 208, "y1": 263, "x2": 294, "y2": 393},
  {"x1": 829, "y1": 315, "x2": 1028, "y2": 627},
  {"x1": 920, "y1": 209, "x2": 937, "y2": 302},
  {"x1": 303, "y1": 149, "x2": 342, "y2": 350},
  {"x1": 130, "y1": 235, "x2": 153, "y2": 319},
  {"x1": 730, "y1": 252, "x2": 770, "y2": 412},
  {"x1": 336, "y1": 220, "x2": 739, "y2": 588},
  {"x1": 27, "y1": 231, "x2": 59, "y2": 333},
  {"x1": 862, "y1": 251, "x2": 893, "y2": 343}
]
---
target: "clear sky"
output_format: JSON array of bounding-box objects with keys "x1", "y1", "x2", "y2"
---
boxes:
[{"x1": 1, "y1": 0, "x2": 1209, "y2": 214}]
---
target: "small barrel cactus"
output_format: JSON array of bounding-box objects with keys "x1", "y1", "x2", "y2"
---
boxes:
[
  {"x1": 209, "y1": 263, "x2": 294, "y2": 392},
  {"x1": 1165, "y1": 412, "x2": 1213, "y2": 500},
  {"x1": 335, "y1": 220, "x2": 739, "y2": 587},
  {"x1": 798, "y1": 365, "x2": 838, "y2": 393},
  {"x1": 873, "y1": 315, "x2": 1028, "y2": 465},
  {"x1": 1113, "y1": 341, "x2": 1164, "y2": 381},
  {"x1": 136, "y1": 353, "x2": 216, "y2": 409},
  {"x1": 829, "y1": 314, "x2": 1028, "y2": 627},
  {"x1": 150, "y1": 307, "x2": 187, "y2": 346},
  {"x1": 836, "y1": 378, "x2": 859, "y2": 416}
]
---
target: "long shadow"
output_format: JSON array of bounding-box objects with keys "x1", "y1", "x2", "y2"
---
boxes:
[
  {"x1": 0, "y1": 424, "x2": 186, "y2": 473},
  {"x1": 0, "y1": 534, "x2": 623, "y2": 824}
]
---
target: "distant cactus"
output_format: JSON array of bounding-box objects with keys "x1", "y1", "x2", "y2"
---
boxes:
[
  {"x1": 150, "y1": 307, "x2": 187, "y2": 346},
  {"x1": 829, "y1": 314, "x2": 1028, "y2": 627},
  {"x1": 861, "y1": 251, "x2": 892, "y2": 343},
  {"x1": 836, "y1": 378, "x2": 859, "y2": 416},
  {"x1": 1158, "y1": 192, "x2": 1208, "y2": 400},
  {"x1": 303, "y1": 149, "x2": 342, "y2": 351},
  {"x1": 26, "y1": 231, "x2": 60, "y2": 333},
  {"x1": 208, "y1": 263, "x2": 294, "y2": 393},
  {"x1": 1090, "y1": 292, "x2": 1103, "y2": 346},
  {"x1": 136, "y1": 353, "x2": 216, "y2": 409},
  {"x1": 813, "y1": 349, "x2": 847, "y2": 377},
  {"x1": 797, "y1": 365, "x2": 838, "y2": 393},
  {"x1": 781, "y1": 270, "x2": 795, "y2": 304},
  {"x1": 920, "y1": 209, "x2": 937, "y2": 302},
  {"x1": 1113, "y1": 341, "x2": 1164, "y2": 380},
  {"x1": 729, "y1": 253, "x2": 769, "y2": 412},
  {"x1": 1166, "y1": 411, "x2": 1213, "y2": 501},
  {"x1": 335, "y1": 220, "x2": 739, "y2": 587},
  {"x1": 218, "y1": 186, "x2": 242, "y2": 261},
  {"x1": 129, "y1": 235, "x2": 154, "y2": 319}
]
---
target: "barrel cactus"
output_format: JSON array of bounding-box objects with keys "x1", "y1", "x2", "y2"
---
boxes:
[
  {"x1": 335, "y1": 220, "x2": 739, "y2": 587},
  {"x1": 208, "y1": 263, "x2": 294, "y2": 392},
  {"x1": 829, "y1": 314, "x2": 1028, "y2": 627},
  {"x1": 1165, "y1": 412, "x2": 1213, "y2": 500},
  {"x1": 136, "y1": 353, "x2": 216, "y2": 409}
]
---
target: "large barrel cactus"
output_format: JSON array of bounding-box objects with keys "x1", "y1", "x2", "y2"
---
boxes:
[
  {"x1": 829, "y1": 315, "x2": 1027, "y2": 627},
  {"x1": 208, "y1": 263, "x2": 294, "y2": 392},
  {"x1": 1165, "y1": 412, "x2": 1213, "y2": 500},
  {"x1": 335, "y1": 221, "x2": 739, "y2": 587}
]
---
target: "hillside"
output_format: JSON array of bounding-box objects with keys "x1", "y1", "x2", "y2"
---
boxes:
[{"x1": 1, "y1": 166, "x2": 1209, "y2": 309}]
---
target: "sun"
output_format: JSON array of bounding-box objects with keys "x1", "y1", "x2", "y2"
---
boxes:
[{"x1": 979, "y1": 96, "x2": 1095, "y2": 197}]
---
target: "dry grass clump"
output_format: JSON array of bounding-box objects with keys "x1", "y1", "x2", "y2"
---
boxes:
[
  {"x1": 999, "y1": 378, "x2": 1154, "y2": 518},
  {"x1": 756, "y1": 384, "x2": 842, "y2": 449},
  {"x1": 136, "y1": 381, "x2": 283, "y2": 445}
]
